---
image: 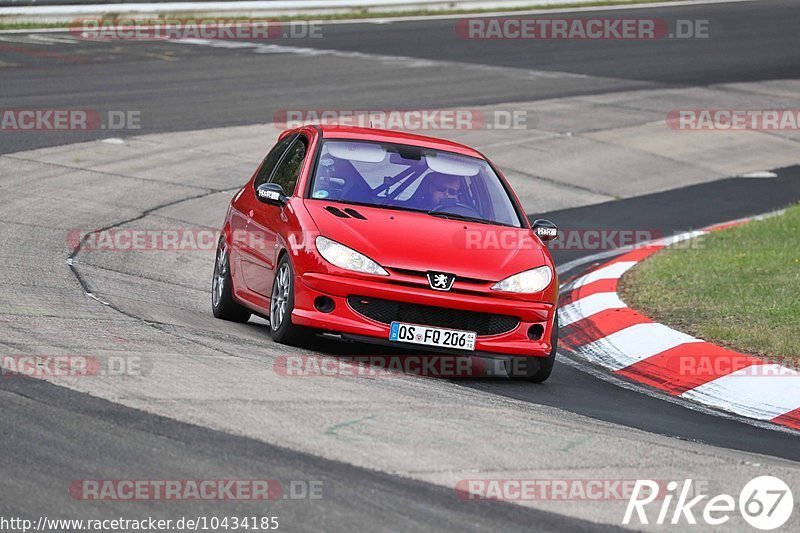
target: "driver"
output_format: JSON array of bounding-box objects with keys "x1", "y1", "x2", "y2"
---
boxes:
[{"x1": 420, "y1": 172, "x2": 461, "y2": 209}]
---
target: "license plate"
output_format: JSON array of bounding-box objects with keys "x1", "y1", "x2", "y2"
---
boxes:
[{"x1": 389, "y1": 322, "x2": 476, "y2": 351}]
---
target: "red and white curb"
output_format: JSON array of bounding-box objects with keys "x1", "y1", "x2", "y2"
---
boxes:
[{"x1": 557, "y1": 217, "x2": 800, "y2": 431}]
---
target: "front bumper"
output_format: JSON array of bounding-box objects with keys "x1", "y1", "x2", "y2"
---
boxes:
[{"x1": 292, "y1": 272, "x2": 556, "y2": 357}]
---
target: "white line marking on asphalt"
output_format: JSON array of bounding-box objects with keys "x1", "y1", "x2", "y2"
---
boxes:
[
  {"x1": 318, "y1": 0, "x2": 760, "y2": 25},
  {"x1": 557, "y1": 210, "x2": 784, "y2": 278},
  {"x1": 653, "y1": 229, "x2": 707, "y2": 246},
  {"x1": 26, "y1": 34, "x2": 79, "y2": 45},
  {"x1": 0, "y1": 0, "x2": 760, "y2": 24},
  {"x1": 0, "y1": 35, "x2": 52, "y2": 45},
  {"x1": 740, "y1": 171, "x2": 778, "y2": 179},
  {"x1": 556, "y1": 248, "x2": 629, "y2": 277},
  {"x1": 571, "y1": 260, "x2": 637, "y2": 288},
  {"x1": 174, "y1": 38, "x2": 594, "y2": 81}
]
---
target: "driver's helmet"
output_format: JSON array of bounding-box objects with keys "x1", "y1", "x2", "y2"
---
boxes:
[{"x1": 416, "y1": 171, "x2": 463, "y2": 208}]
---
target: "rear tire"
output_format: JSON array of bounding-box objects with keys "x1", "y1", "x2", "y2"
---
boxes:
[
  {"x1": 212, "y1": 238, "x2": 251, "y2": 323},
  {"x1": 269, "y1": 254, "x2": 310, "y2": 346},
  {"x1": 504, "y1": 312, "x2": 558, "y2": 383}
]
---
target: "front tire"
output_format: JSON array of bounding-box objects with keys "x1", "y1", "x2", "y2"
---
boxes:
[
  {"x1": 212, "y1": 237, "x2": 251, "y2": 323},
  {"x1": 269, "y1": 254, "x2": 310, "y2": 346},
  {"x1": 504, "y1": 312, "x2": 558, "y2": 383}
]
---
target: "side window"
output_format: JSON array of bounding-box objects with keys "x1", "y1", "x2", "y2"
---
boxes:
[
  {"x1": 254, "y1": 135, "x2": 295, "y2": 189},
  {"x1": 270, "y1": 137, "x2": 308, "y2": 196}
]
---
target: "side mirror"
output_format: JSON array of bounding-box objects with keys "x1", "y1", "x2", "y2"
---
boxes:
[
  {"x1": 256, "y1": 183, "x2": 287, "y2": 206},
  {"x1": 532, "y1": 219, "x2": 558, "y2": 242}
]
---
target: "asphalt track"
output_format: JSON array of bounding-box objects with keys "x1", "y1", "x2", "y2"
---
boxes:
[
  {"x1": 1, "y1": 0, "x2": 800, "y2": 530},
  {"x1": 0, "y1": 375, "x2": 615, "y2": 532},
  {"x1": 2, "y1": 0, "x2": 800, "y2": 154}
]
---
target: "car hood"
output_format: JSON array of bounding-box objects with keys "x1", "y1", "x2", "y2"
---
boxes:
[{"x1": 305, "y1": 201, "x2": 548, "y2": 281}]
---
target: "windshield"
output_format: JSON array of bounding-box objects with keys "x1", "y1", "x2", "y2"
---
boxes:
[{"x1": 308, "y1": 140, "x2": 523, "y2": 227}]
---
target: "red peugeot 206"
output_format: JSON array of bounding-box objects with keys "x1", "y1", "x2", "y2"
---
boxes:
[{"x1": 212, "y1": 126, "x2": 559, "y2": 381}]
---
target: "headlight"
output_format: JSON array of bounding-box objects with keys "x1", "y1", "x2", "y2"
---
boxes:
[
  {"x1": 491, "y1": 266, "x2": 552, "y2": 293},
  {"x1": 315, "y1": 236, "x2": 388, "y2": 276}
]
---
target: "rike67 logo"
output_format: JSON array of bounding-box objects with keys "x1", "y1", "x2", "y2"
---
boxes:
[{"x1": 624, "y1": 476, "x2": 794, "y2": 530}]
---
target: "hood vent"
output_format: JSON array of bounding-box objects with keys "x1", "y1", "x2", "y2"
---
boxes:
[
  {"x1": 324, "y1": 206, "x2": 350, "y2": 218},
  {"x1": 343, "y1": 208, "x2": 367, "y2": 220},
  {"x1": 324, "y1": 206, "x2": 368, "y2": 220}
]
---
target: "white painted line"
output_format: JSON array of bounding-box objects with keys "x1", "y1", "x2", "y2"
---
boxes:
[
  {"x1": 25, "y1": 34, "x2": 78, "y2": 45},
  {"x1": 574, "y1": 323, "x2": 701, "y2": 371},
  {"x1": 740, "y1": 171, "x2": 778, "y2": 179},
  {"x1": 0, "y1": 0, "x2": 589, "y2": 15},
  {"x1": 653, "y1": 229, "x2": 707, "y2": 246},
  {"x1": 557, "y1": 248, "x2": 632, "y2": 277},
  {"x1": 0, "y1": 0, "x2": 758, "y2": 18},
  {"x1": 560, "y1": 292, "x2": 626, "y2": 327},
  {"x1": 0, "y1": 35, "x2": 50, "y2": 44},
  {"x1": 571, "y1": 260, "x2": 637, "y2": 289},
  {"x1": 556, "y1": 227, "x2": 712, "y2": 277},
  {"x1": 175, "y1": 38, "x2": 593, "y2": 81},
  {"x1": 681, "y1": 365, "x2": 800, "y2": 421},
  {"x1": 325, "y1": 0, "x2": 759, "y2": 24}
]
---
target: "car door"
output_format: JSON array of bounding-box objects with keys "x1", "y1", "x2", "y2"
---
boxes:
[
  {"x1": 233, "y1": 135, "x2": 296, "y2": 296},
  {"x1": 243, "y1": 135, "x2": 309, "y2": 297}
]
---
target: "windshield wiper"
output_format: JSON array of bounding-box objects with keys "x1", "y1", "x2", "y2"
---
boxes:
[{"x1": 425, "y1": 211, "x2": 492, "y2": 225}]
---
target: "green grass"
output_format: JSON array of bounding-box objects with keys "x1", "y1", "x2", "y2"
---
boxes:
[
  {"x1": 0, "y1": 0, "x2": 692, "y2": 31},
  {"x1": 619, "y1": 204, "x2": 800, "y2": 360}
]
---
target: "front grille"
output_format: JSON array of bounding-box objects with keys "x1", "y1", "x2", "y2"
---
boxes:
[
  {"x1": 347, "y1": 296, "x2": 519, "y2": 336},
  {"x1": 388, "y1": 268, "x2": 488, "y2": 285}
]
